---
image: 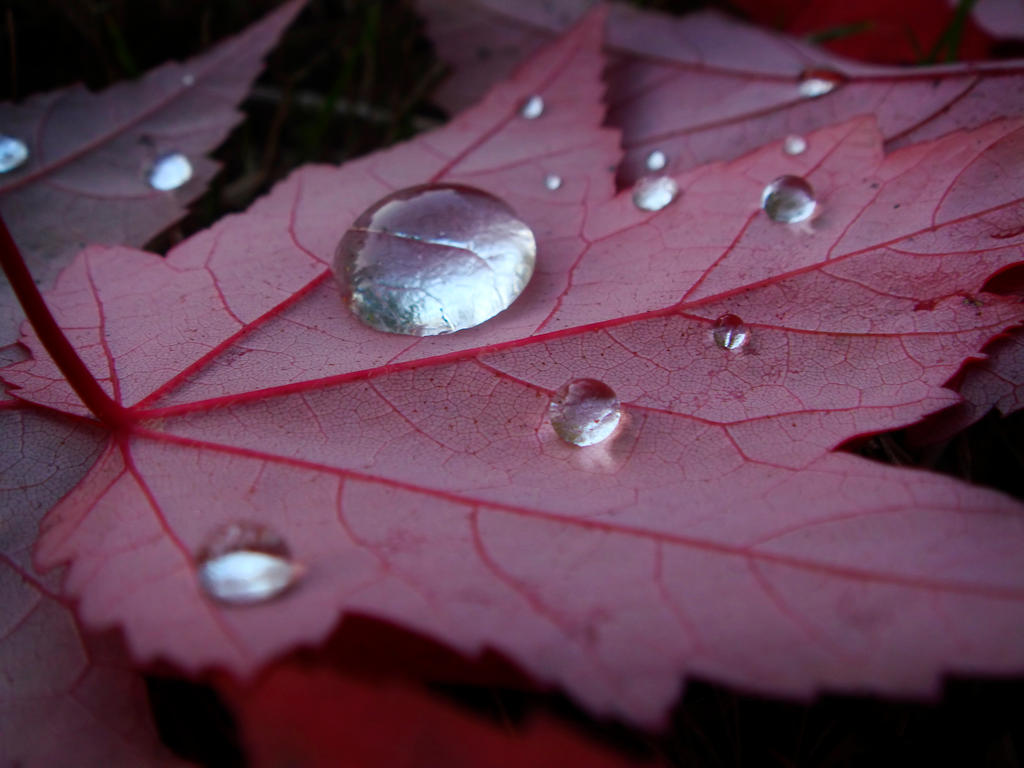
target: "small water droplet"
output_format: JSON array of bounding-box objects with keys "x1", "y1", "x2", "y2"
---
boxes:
[
  {"x1": 712, "y1": 314, "x2": 749, "y2": 350},
  {"x1": 520, "y1": 95, "x2": 544, "y2": 119},
  {"x1": 783, "y1": 135, "x2": 807, "y2": 155},
  {"x1": 336, "y1": 184, "x2": 537, "y2": 336},
  {"x1": 0, "y1": 135, "x2": 29, "y2": 173},
  {"x1": 182, "y1": 73, "x2": 195, "y2": 87},
  {"x1": 197, "y1": 522, "x2": 299, "y2": 605},
  {"x1": 544, "y1": 173, "x2": 562, "y2": 191},
  {"x1": 550, "y1": 378, "x2": 622, "y2": 447},
  {"x1": 798, "y1": 69, "x2": 845, "y2": 98},
  {"x1": 761, "y1": 175, "x2": 816, "y2": 223},
  {"x1": 148, "y1": 152, "x2": 193, "y2": 191},
  {"x1": 632, "y1": 176, "x2": 679, "y2": 212},
  {"x1": 645, "y1": 149, "x2": 667, "y2": 171}
]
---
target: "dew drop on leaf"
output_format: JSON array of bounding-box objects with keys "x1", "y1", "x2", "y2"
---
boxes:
[
  {"x1": 148, "y1": 152, "x2": 193, "y2": 191},
  {"x1": 197, "y1": 522, "x2": 300, "y2": 606},
  {"x1": 549, "y1": 378, "x2": 622, "y2": 447},
  {"x1": 645, "y1": 149, "x2": 667, "y2": 171},
  {"x1": 520, "y1": 94, "x2": 545, "y2": 119},
  {"x1": 712, "y1": 314, "x2": 749, "y2": 350},
  {"x1": 783, "y1": 135, "x2": 807, "y2": 155},
  {"x1": 761, "y1": 175, "x2": 816, "y2": 223},
  {"x1": 798, "y1": 68, "x2": 845, "y2": 98},
  {"x1": 335, "y1": 184, "x2": 537, "y2": 336},
  {"x1": 544, "y1": 173, "x2": 563, "y2": 191},
  {"x1": 0, "y1": 134, "x2": 29, "y2": 173},
  {"x1": 632, "y1": 176, "x2": 679, "y2": 212}
]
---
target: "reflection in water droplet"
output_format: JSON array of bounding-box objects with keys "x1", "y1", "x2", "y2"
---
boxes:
[
  {"x1": 645, "y1": 149, "x2": 667, "y2": 171},
  {"x1": 0, "y1": 135, "x2": 29, "y2": 173},
  {"x1": 197, "y1": 522, "x2": 299, "y2": 605},
  {"x1": 148, "y1": 152, "x2": 193, "y2": 191},
  {"x1": 712, "y1": 314, "x2": 749, "y2": 350},
  {"x1": 520, "y1": 95, "x2": 544, "y2": 119},
  {"x1": 544, "y1": 173, "x2": 562, "y2": 191},
  {"x1": 550, "y1": 378, "x2": 622, "y2": 447},
  {"x1": 182, "y1": 73, "x2": 195, "y2": 87},
  {"x1": 783, "y1": 135, "x2": 807, "y2": 155},
  {"x1": 632, "y1": 176, "x2": 679, "y2": 212},
  {"x1": 335, "y1": 184, "x2": 537, "y2": 336},
  {"x1": 798, "y1": 69, "x2": 845, "y2": 98},
  {"x1": 761, "y1": 175, "x2": 816, "y2": 223}
]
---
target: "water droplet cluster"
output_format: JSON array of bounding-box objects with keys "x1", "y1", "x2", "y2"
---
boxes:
[
  {"x1": 520, "y1": 95, "x2": 545, "y2": 119},
  {"x1": 197, "y1": 522, "x2": 299, "y2": 605},
  {"x1": 0, "y1": 135, "x2": 29, "y2": 173},
  {"x1": 783, "y1": 135, "x2": 807, "y2": 155},
  {"x1": 798, "y1": 69, "x2": 844, "y2": 98},
  {"x1": 148, "y1": 152, "x2": 193, "y2": 191},
  {"x1": 645, "y1": 149, "x2": 667, "y2": 171},
  {"x1": 336, "y1": 184, "x2": 537, "y2": 336},
  {"x1": 712, "y1": 314, "x2": 749, "y2": 350},
  {"x1": 167, "y1": 72, "x2": 802, "y2": 613},
  {"x1": 632, "y1": 176, "x2": 679, "y2": 212},
  {"x1": 761, "y1": 175, "x2": 816, "y2": 223},
  {"x1": 549, "y1": 378, "x2": 622, "y2": 447}
]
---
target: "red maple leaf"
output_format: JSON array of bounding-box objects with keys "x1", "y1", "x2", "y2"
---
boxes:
[
  {"x1": 0, "y1": 4, "x2": 301, "y2": 765},
  {"x1": 420, "y1": 0, "x2": 1024, "y2": 496},
  {"x1": 919, "y1": 331, "x2": 1024, "y2": 441},
  {"x1": 2, "y1": 6, "x2": 1023, "y2": 760},
  {"x1": 418, "y1": 0, "x2": 1024, "y2": 182},
  {"x1": 0, "y1": 407, "x2": 185, "y2": 766},
  {"x1": 0, "y1": 0, "x2": 304, "y2": 356}
]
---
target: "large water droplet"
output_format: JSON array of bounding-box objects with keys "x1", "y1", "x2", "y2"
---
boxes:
[
  {"x1": 197, "y1": 522, "x2": 300, "y2": 605},
  {"x1": 798, "y1": 69, "x2": 845, "y2": 98},
  {"x1": 0, "y1": 135, "x2": 29, "y2": 173},
  {"x1": 148, "y1": 152, "x2": 193, "y2": 191},
  {"x1": 335, "y1": 184, "x2": 537, "y2": 336},
  {"x1": 783, "y1": 135, "x2": 807, "y2": 155},
  {"x1": 712, "y1": 314, "x2": 749, "y2": 350},
  {"x1": 544, "y1": 173, "x2": 562, "y2": 191},
  {"x1": 632, "y1": 176, "x2": 679, "y2": 212},
  {"x1": 645, "y1": 149, "x2": 667, "y2": 172},
  {"x1": 550, "y1": 378, "x2": 622, "y2": 447},
  {"x1": 761, "y1": 175, "x2": 816, "y2": 223},
  {"x1": 520, "y1": 95, "x2": 544, "y2": 119}
]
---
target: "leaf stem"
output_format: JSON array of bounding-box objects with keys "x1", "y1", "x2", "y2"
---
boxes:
[{"x1": 0, "y1": 215, "x2": 131, "y2": 429}]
